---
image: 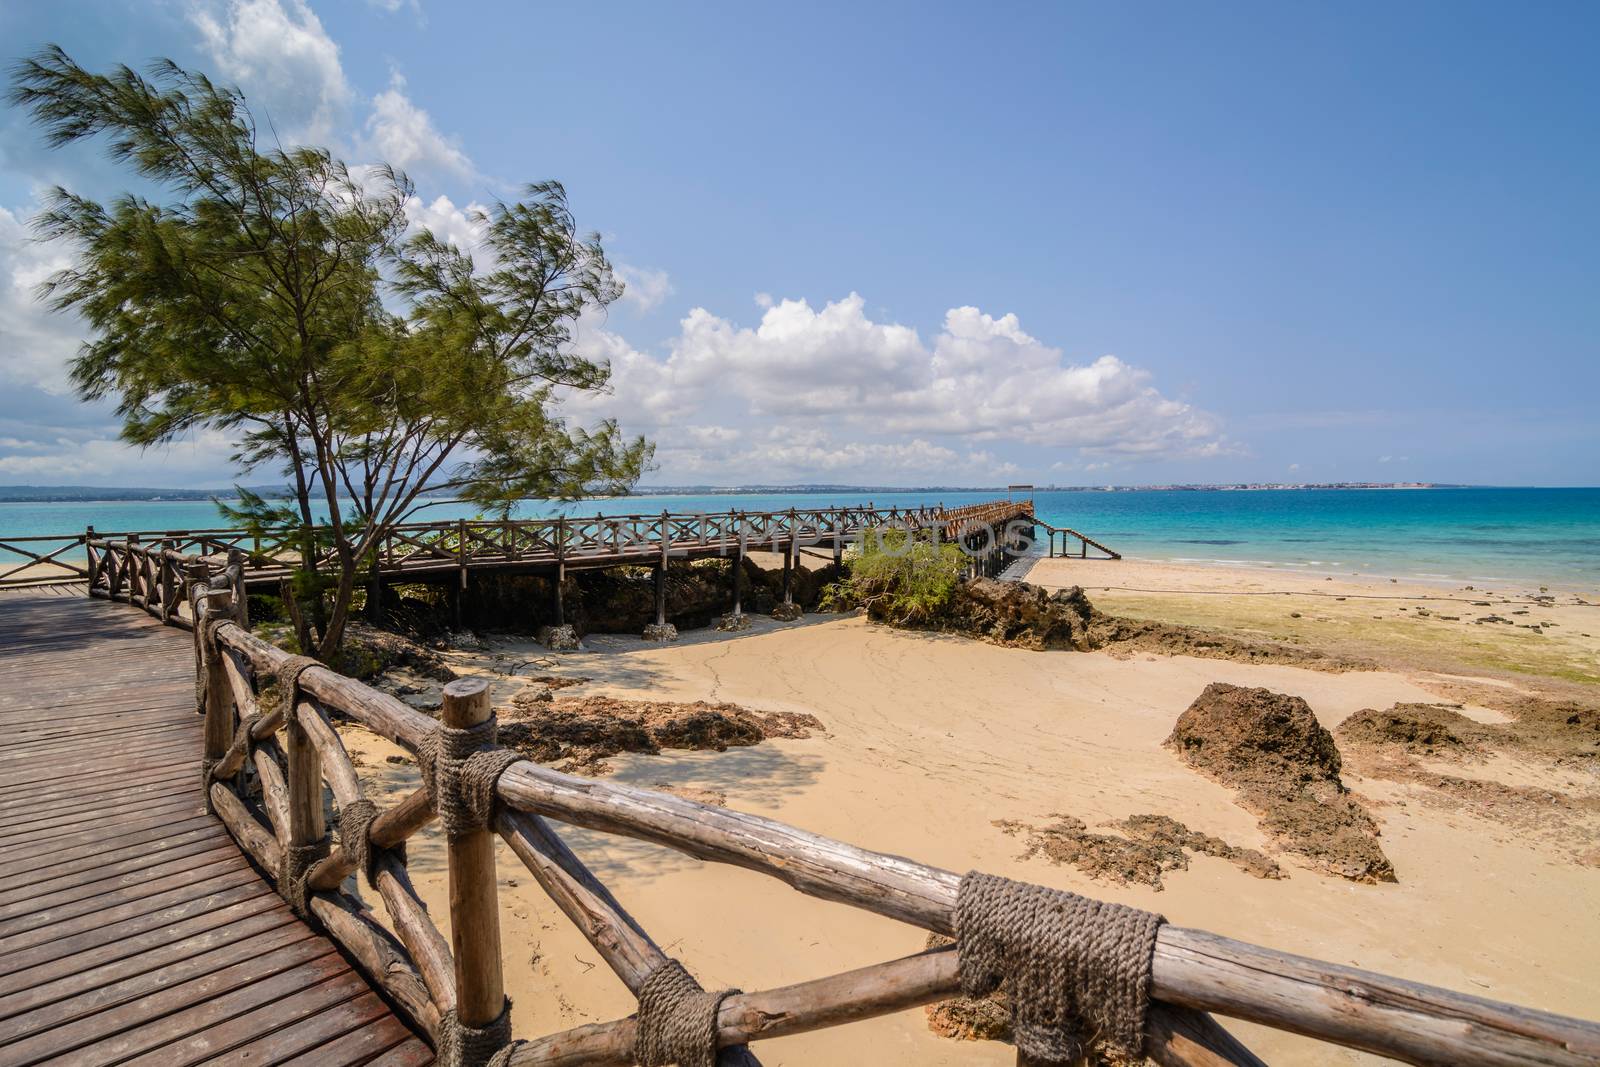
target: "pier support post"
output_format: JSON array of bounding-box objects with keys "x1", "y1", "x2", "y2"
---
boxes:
[
  {"x1": 653, "y1": 563, "x2": 667, "y2": 627},
  {"x1": 554, "y1": 517, "x2": 566, "y2": 626},
  {"x1": 781, "y1": 509, "x2": 796, "y2": 606},
  {"x1": 732, "y1": 529, "x2": 745, "y2": 616},
  {"x1": 659, "y1": 511, "x2": 671, "y2": 625},
  {"x1": 643, "y1": 512, "x2": 678, "y2": 641},
  {"x1": 441, "y1": 679, "x2": 508, "y2": 1051},
  {"x1": 833, "y1": 525, "x2": 843, "y2": 571},
  {"x1": 781, "y1": 543, "x2": 793, "y2": 604}
]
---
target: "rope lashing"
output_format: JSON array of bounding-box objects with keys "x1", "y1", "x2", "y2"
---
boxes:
[
  {"x1": 271, "y1": 653, "x2": 321, "y2": 724},
  {"x1": 279, "y1": 839, "x2": 330, "y2": 917},
  {"x1": 195, "y1": 610, "x2": 233, "y2": 716},
  {"x1": 416, "y1": 718, "x2": 521, "y2": 834},
  {"x1": 438, "y1": 1002, "x2": 515, "y2": 1067},
  {"x1": 199, "y1": 758, "x2": 219, "y2": 813},
  {"x1": 336, "y1": 797, "x2": 402, "y2": 886},
  {"x1": 956, "y1": 871, "x2": 1165, "y2": 1063},
  {"x1": 634, "y1": 959, "x2": 742, "y2": 1067}
]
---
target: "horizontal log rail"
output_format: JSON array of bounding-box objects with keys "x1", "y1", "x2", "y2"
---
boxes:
[{"x1": 65, "y1": 536, "x2": 1598, "y2": 1067}]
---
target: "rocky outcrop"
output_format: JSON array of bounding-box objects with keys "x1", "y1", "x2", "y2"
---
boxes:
[
  {"x1": 943, "y1": 579, "x2": 1098, "y2": 650},
  {"x1": 888, "y1": 578, "x2": 1369, "y2": 670},
  {"x1": 537, "y1": 624, "x2": 581, "y2": 651},
  {"x1": 996, "y1": 812, "x2": 1281, "y2": 891},
  {"x1": 498, "y1": 692, "x2": 823, "y2": 774},
  {"x1": 1166, "y1": 683, "x2": 1394, "y2": 883}
]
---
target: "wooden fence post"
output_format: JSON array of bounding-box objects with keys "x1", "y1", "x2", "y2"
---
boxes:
[
  {"x1": 285, "y1": 694, "x2": 325, "y2": 869},
  {"x1": 442, "y1": 679, "x2": 506, "y2": 1040},
  {"x1": 160, "y1": 541, "x2": 176, "y2": 622},
  {"x1": 202, "y1": 588, "x2": 235, "y2": 769},
  {"x1": 127, "y1": 534, "x2": 141, "y2": 602},
  {"x1": 84, "y1": 526, "x2": 97, "y2": 589},
  {"x1": 229, "y1": 549, "x2": 249, "y2": 630}
]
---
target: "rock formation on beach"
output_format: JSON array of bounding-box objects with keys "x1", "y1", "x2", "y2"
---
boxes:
[
  {"x1": 883, "y1": 577, "x2": 1372, "y2": 669},
  {"x1": 1166, "y1": 683, "x2": 1395, "y2": 883},
  {"x1": 995, "y1": 812, "x2": 1282, "y2": 890},
  {"x1": 497, "y1": 690, "x2": 824, "y2": 774}
]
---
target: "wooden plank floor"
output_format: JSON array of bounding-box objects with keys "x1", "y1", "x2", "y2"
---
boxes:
[{"x1": 0, "y1": 595, "x2": 433, "y2": 1067}]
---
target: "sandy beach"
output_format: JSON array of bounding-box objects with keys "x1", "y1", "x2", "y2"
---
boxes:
[{"x1": 324, "y1": 556, "x2": 1600, "y2": 1064}]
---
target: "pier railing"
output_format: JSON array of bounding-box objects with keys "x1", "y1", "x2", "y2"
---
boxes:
[
  {"x1": 68, "y1": 538, "x2": 1600, "y2": 1067},
  {"x1": 1036, "y1": 521, "x2": 1122, "y2": 560},
  {"x1": 5, "y1": 498, "x2": 1124, "y2": 592},
  {"x1": 4, "y1": 499, "x2": 1066, "y2": 590}
]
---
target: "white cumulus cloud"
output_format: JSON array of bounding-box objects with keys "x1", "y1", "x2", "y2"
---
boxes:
[
  {"x1": 615, "y1": 264, "x2": 673, "y2": 313},
  {"x1": 560, "y1": 292, "x2": 1227, "y2": 484},
  {"x1": 364, "y1": 70, "x2": 474, "y2": 179},
  {"x1": 188, "y1": 0, "x2": 353, "y2": 147}
]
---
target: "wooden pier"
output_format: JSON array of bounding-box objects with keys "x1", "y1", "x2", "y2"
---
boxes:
[
  {"x1": 0, "y1": 593, "x2": 432, "y2": 1066},
  {"x1": 1, "y1": 499, "x2": 1074, "y2": 596}
]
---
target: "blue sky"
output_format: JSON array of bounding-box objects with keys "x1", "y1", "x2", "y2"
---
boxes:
[{"x1": 1, "y1": 0, "x2": 1596, "y2": 487}]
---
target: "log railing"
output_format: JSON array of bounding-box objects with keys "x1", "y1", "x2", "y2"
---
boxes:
[
  {"x1": 82, "y1": 539, "x2": 1598, "y2": 1067},
  {"x1": 0, "y1": 532, "x2": 92, "y2": 588}
]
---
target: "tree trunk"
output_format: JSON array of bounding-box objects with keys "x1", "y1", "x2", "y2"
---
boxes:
[{"x1": 317, "y1": 555, "x2": 360, "y2": 661}]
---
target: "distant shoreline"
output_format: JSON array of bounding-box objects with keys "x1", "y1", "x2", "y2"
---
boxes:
[{"x1": 0, "y1": 481, "x2": 1499, "y2": 504}]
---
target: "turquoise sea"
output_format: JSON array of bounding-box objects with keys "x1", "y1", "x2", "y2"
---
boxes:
[{"x1": 3, "y1": 487, "x2": 1597, "y2": 591}]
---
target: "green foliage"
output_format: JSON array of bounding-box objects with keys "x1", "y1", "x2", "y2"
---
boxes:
[
  {"x1": 10, "y1": 47, "x2": 652, "y2": 658},
  {"x1": 820, "y1": 531, "x2": 967, "y2": 625}
]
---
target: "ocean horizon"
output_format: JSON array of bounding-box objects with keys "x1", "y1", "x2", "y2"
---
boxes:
[{"x1": 3, "y1": 485, "x2": 1596, "y2": 592}]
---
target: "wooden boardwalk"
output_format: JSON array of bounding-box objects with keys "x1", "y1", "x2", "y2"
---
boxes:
[{"x1": 0, "y1": 595, "x2": 432, "y2": 1067}]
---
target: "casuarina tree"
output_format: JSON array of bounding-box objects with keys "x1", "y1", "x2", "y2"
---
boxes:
[{"x1": 9, "y1": 46, "x2": 652, "y2": 657}]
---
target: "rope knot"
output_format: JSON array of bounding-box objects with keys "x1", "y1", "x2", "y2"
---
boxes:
[
  {"x1": 634, "y1": 959, "x2": 740, "y2": 1067},
  {"x1": 956, "y1": 870, "x2": 1165, "y2": 1063},
  {"x1": 201, "y1": 611, "x2": 232, "y2": 654},
  {"x1": 336, "y1": 797, "x2": 401, "y2": 886},
  {"x1": 270, "y1": 654, "x2": 321, "y2": 724},
  {"x1": 279, "y1": 839, "x2": 330, "y2": 918},
  {"x1": 417, "y1": 718, "x2": 520, "y2": 834}
]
